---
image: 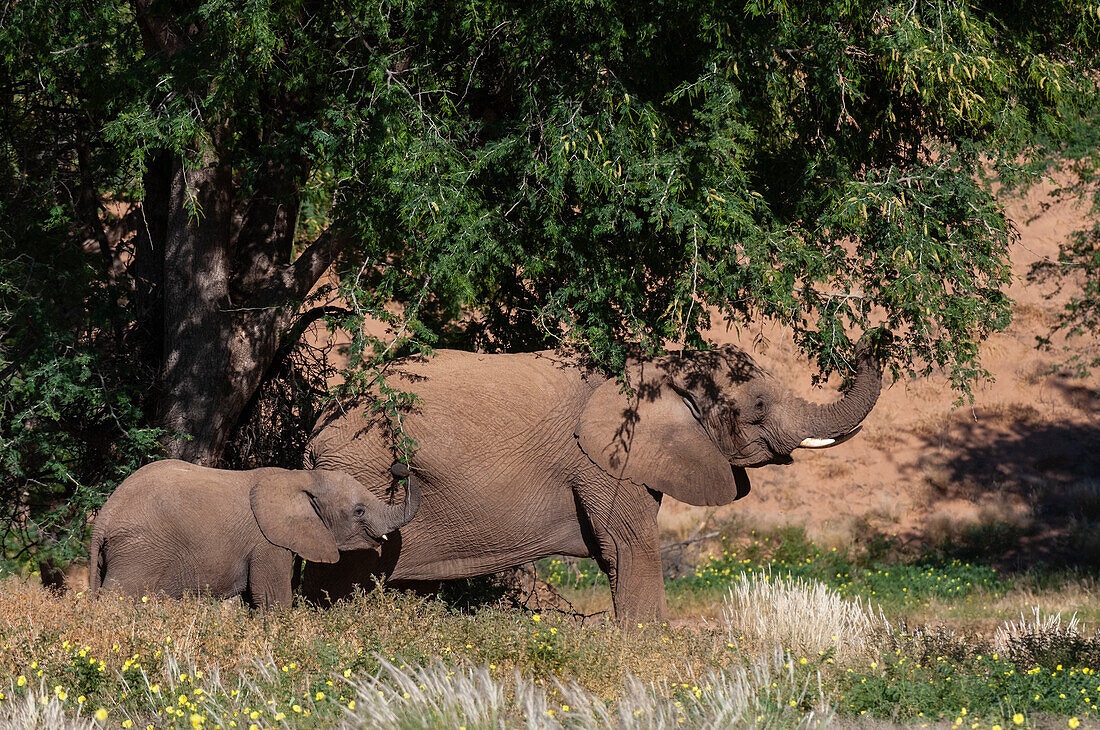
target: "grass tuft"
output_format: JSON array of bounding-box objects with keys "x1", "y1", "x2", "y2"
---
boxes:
[
  {"x1": 994, "y1": 607, "x2": 1100, "y2": 669},
  {"x1": 0, "y1": 683, "x2": 95, "y2": 729},
  {"x1": 722, "y1": 573, "x2": 885, "y2": 659},
  {"x1": 339, "y1": 650, "x2": 834, "y2": 729}
]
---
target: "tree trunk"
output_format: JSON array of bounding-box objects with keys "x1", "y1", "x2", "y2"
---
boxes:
[
  {"x1": 154, "y1": 155, "x2": 254, "y2": 463},
  {"x1": 132, "y1": 152, "x2": 342, "y2": 465},
  {"x1": 127, "y1": 0, "x2": 344, "y2": 465}
]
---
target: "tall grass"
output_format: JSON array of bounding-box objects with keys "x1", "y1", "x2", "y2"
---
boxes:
[
  {"x1": 722, "y1": 573, "x2": 885, "y2": 659},
  {"x1": 0, "y1": 687, "x2": 94, "y2": 730},
  {"x1": 994, "y1": 606, "x2": 1100, "y2": 669},
  {"x1": 2, "y1": 527, "x2": 1099, "y2": 728},
  {"x1": 340, "y1": 652, "x2": 832, "y2": 729}
]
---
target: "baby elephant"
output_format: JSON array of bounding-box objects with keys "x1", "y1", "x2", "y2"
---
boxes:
[{"x1": 88, "y1": 459, "x2": 420, "y2": 608}]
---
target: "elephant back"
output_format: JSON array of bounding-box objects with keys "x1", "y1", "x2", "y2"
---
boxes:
[{"x1": 307, "y1": 350, "x2": 595, "y2": 482}]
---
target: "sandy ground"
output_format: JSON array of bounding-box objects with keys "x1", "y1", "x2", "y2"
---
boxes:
[{"x1": 658, "y1": 179, "x2": 1100, "y2": 567}]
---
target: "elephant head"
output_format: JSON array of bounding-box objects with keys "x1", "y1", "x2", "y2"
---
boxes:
[
  {"x1": 576, "y1": 339, "x2": 882, "y2": 506},
  {"x1": 250, "y1": 466, "x2": 421, "y2": 563}
]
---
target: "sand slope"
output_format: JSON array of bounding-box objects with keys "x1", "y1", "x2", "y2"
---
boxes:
[{"x1": 661, "y1": 179, "x2": 1100, "y2": 566}]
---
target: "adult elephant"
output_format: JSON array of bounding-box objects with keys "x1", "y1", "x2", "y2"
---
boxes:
[{"x1": 303, "y1": 341, "x2": 882, "y2": 621}]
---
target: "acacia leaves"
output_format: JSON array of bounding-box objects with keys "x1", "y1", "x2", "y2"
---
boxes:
[
  {"x1": 4, "y1": 0, "x2": 1100, "y2": 561},
  {"x1": 326, "y1": 0, "x2": 1098, "y2": 389}
]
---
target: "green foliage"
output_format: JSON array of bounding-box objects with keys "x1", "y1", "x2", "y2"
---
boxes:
[
  {"x1": 840, "y1": 650, "x2": 1100, "y2": 723},
  {"x1": 1029, "y1": 105, "x2": 1100, "y2": 374},
  {"x1": 538, "y1": 557, "x2": 609, "y2": 590},
  {"x1": 0, "y1": 245, "x2": 161, "y2": 572},
  {"x1": 10, "y1": 0, "x2": 1092, "y2": 379},
  {"x1": 322, "y1": 0, "x2": 1100, "y2": 388},
  {"x1": 4, "y1": 0, "x2": 1100, "y2": 568},
  {"x1": 677, "y1": 534, "x2": 1004, "y2": 606},
  {"x1": 541, "y1": 527, "x2": 1008, "y2": 608}
]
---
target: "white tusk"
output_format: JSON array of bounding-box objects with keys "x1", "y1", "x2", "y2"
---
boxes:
[
  {"x1": 798, "y1": 425, "x2": 864, "y2": 449},
  {"x1": 380, "y1": 534, "x2": 389, "y2": 541},
  {"x1": 799, "y1": 437, "x2": 836, "y2": 448}
]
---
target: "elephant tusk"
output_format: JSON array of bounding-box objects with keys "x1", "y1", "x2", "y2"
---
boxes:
[
  {"x1": 799, "y1": 425, "x2": 863, "y2": 449},
  {"x1": 380, "y1": 533, "x2": 389, "y2": 541},
  {"x1": 799, "y1": 437, "x2": 836, "y2": 448}
]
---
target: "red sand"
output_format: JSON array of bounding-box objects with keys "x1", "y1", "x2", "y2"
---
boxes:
[{"x1": 659, "y1": 178, "x2": 1100, "y2": 564}]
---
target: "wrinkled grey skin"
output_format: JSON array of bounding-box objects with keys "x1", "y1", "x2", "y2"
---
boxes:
[
  {"x1": 304, "y1": 343, "x2": 881, "y2": 621},
  {"x1": 88, "y1": 460, "x2": 420, "y2": 608}
]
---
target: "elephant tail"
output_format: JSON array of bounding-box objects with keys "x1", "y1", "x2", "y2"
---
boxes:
[{"x1": 87, "y1": 529, "x2": 105, "y2": 596}]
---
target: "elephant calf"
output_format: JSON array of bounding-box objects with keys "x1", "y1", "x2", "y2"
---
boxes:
[{"x1": 88, "y1": 459, "x2": 420, "y2": 608}]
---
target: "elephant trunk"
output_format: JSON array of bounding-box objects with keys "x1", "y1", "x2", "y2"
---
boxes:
[
  {"x1": 788, "y1": 339, "x2": 883, "y2": 450},
  {"x1": 379, "y1": 462, "x2": 422, "y2": 535}
]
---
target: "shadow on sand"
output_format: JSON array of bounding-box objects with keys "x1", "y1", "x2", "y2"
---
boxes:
[{"x1": 908, "y1": 395, "x2": 1100, "y2": 571}]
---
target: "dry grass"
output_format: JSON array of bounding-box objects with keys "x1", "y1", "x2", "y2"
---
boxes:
[
  {"x1": 0, "y1": 689, "x2": 95, "y2": 729},
  {"x1": 0, "y1": 577, "x2": 842, "y2": 728},
  {"x1": 339, "y1": 652, "x2": 833, "y2": 729},
  {"x1": 992, "y1": 607, "x2": 1100, "y2": 669},
  {"x1": 802, "y1": 518, "x2": 863, "y2": 553},
  {"x1": 994, "y1": 607, "x2": 1084, "y2": 656},
  {"x1": 922, "y1": 497, "x2": 1033, "y2": 547},
  {"x1": 721, "y1": 574, "x2": 885, "y2": 660},
  {"x1": 0, "y1": 578, "x2": 728, "y2": 702},
  {"x1": 817, "y1": 460, "x2": 854, "y2": 481},
  {"x1": 865, "y1": 493, "x2": 905, "y2": 526},
  {"x1": 656, "y1": 506, "x2": 714, "y2": 543}
]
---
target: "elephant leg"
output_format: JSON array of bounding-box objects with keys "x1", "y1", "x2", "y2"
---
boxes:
[
  {"x1": 574, "y1": 474, "x2": 665, "y2": 623},
  {"x1": 247, "y1": 545, "x2": 294, "y2": 609}
]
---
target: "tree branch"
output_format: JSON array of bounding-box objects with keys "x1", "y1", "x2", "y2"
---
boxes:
[
  {"x1": 280, "y1": 305, "x2": 351, "y2": 356},
  {"x1": 242, "y1": 228, "x2": 348, "y2": 310},
  {"x1": 281, "y1": 228, "x2": 348, "y2": 300}
]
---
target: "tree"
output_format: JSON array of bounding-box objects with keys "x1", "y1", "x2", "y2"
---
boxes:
[
  {"x1": 3, "y1": 0, "x2": 1100, "y2": 563},
  {"x1": 1029, "y1": 106, "x2": 1100, "y2": 372}
]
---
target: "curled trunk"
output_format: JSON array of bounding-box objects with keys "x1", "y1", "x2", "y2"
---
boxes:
[
  {"x1": 380, "y1": 467, "x2": 422, "y2": 534},
  {"x1": 791, "y1": 340, "x2": 883, "y2": 445}
]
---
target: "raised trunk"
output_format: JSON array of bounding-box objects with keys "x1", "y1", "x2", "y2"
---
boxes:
[{"x1": 791, "y1": 341, "x2": 883, "y2": 444}]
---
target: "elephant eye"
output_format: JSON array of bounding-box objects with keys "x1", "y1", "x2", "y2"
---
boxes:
[{"x1": 354, "y1": 506, "x2": 365, "y2": 517}]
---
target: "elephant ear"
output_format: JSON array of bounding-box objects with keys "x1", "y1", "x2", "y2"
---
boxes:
[
  {"x1": 250, "y1": 472, "x2": 341, "y2": 564},
  {"x1": 575, "y1": 360, "x2": 744, "y2": 506}
]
